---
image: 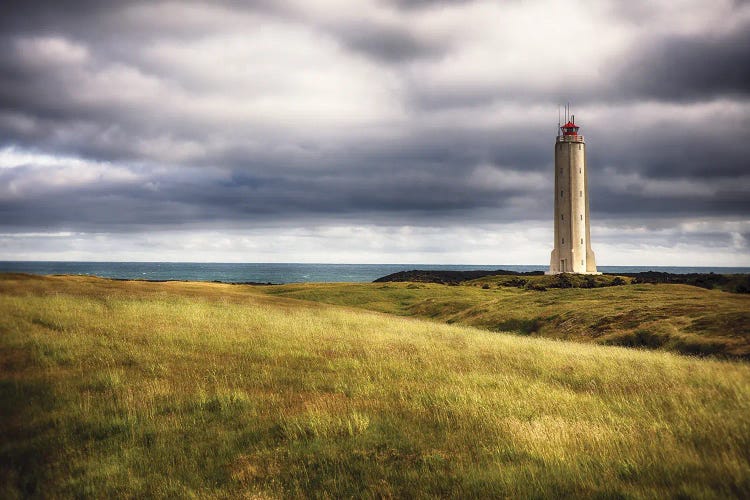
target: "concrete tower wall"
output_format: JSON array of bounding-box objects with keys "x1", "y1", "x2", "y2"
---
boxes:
[
  {"x1": 584, "y1": 152, "x2": 597, "y2": 273},
  {"x1": 548, "y1": 132, "x2": 598, "y2": 274}
]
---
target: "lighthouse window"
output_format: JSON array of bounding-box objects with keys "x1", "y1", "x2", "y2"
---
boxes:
[
  {"x1": 581, "y1": 259, "x2": 584, "y2": 266},
  {"x1": 579, "y1": 168, "x2": 581, "y2": 173},
  {"x1": 581, "y1": 238, "x2": 584, "y2": 245},
  {"x1": 561, "y1": 214, "x2": 564, "y2": 220},
  {"x1": 560, "y1": 190, "x2": 563, "y2": 198},
  {"x1": 580, "y1": 214, "x2": 583, "y2": 220},
  {"x1": 578, "y1": 145, "x2": 581, "y2": 150},
  {"x1": 562, "y1": 238, "x2": 564, "y2": 245},
  {"x1": 579, "y1": 190, "x2": 582, "y2": 197}
]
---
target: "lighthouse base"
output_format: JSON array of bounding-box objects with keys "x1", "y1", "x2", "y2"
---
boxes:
[
  {"x1": 547, "y1": 248, "x2": 599, "y2": 275},
  {"x1": 544, "y1": 270, "x2": 602, "y2": 275}
]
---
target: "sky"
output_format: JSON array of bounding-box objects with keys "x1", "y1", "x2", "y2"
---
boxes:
[{"x1": 0, "y1": 0, "x2": 749, "y2": 265}]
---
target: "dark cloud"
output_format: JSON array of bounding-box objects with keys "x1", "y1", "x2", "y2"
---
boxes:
[
  {"x1": 335, "y1": 22, "x2": 445, "y2": 62},
  {"x1": 0, "y1": 0, "x2": 123, "y2": 30},
  {"x1": 588, "y1": 119, "x2": 750, "y2": 179},
  {"x1": 617, "y1": 26, "x2": 750, "y2": 101},
  {"x1": 387, "y1": 0, "x2": 477, "y2": 9},
  {"x1": 0, "y1": 0, "x2": 748, "y2": 264},
  {"x1": 0, "y1": 158, "x2": 536, "y2": 232},
  {"x1": 590, "y1": 183, "x2": 750, "y2": 219}
]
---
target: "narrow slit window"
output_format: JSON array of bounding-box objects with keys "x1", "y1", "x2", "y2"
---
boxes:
[
  {"x1": 561, "y1": 214, "x2": 564, "y2": 220},
  {"x1": 562, "y1": 238, "x2": 564, "y2": 245},
  {"x1": 581, "y1": 259, "x2": 584, "y2": 266},
  {"x1": 579, "y1": 190, "x2": 582, "y2": 197},
  {"x1": 581, "y1": 238, "x2": 583, "y2": 245},
  {"x1": 561, "y1": 190, "x2": 564, "y2": 198},
  {"x1": 580, "y1": 214, "x2": 583, "y2": 220}
]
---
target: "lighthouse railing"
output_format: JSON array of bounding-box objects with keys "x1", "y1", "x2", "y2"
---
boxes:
[{"x1": 556, "y1": 135, "x2": 585, "y2": 143}]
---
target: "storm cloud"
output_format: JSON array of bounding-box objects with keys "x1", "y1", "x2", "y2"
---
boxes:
[{"x1": 0, "y1": 0, "x2": 748, "y2": 264}]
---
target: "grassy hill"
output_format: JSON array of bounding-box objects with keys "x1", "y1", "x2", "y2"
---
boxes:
[
  {"x1": 265, "y1": 280, "x2": 750, "y2": 358},
  {"x1": 1, "y1": 273, "x2": 749, "y2": 498}
]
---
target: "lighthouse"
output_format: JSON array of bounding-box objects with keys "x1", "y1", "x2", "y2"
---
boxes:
[{"x1": 547, "y1": 112, "x2": 598, "y2": 274}]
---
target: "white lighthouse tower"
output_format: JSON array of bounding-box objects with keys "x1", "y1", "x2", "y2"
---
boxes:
[{"x1": 548, "y1": 111, "x2": 598, "y2": 274}]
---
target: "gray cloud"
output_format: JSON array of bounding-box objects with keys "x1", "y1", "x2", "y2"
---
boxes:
[
  {"x1": 386, "y1": 0, "x2": 478, "y2": 11},
  {"x1": 617, "y1": 26, "x2": 750, "y2": 101},
  {"x1": 334, "y1": 21, "x2": 446, "y2": 62},
  {"x1": 0, "y1": 0, "x2": 748, "y2": 263}
]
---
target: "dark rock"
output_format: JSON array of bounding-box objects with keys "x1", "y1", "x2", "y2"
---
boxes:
[{"x1": 373, "y1": 269, "x2": 544, "y2": 284}]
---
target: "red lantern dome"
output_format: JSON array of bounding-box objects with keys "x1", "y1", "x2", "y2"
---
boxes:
[{"x1": 561, "y1": 116, "x2": 579, "y2": 136}]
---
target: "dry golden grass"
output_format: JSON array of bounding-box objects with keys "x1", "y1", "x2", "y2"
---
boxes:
[
  {"x1": 1, "y1": 274, "x2": 749, "y2": 498},
  {"x1": 266, "y1": 280, "x2": 750, "y2": 357}
]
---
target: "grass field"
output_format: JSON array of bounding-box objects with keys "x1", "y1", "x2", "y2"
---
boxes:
[
  {"x1": 1, "y1": 273, "x2": 749, "y2": 498},
  {"x1": 265, "y1": 280, "x2": 750, "y2": 358}
]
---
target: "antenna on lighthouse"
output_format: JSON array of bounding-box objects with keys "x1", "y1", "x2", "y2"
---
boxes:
[{"x1": 558, "y1": 106, "x2": 561, "y2": 137}]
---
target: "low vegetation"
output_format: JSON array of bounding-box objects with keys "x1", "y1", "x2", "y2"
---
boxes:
[
  {"x1": 268, "y1": 279, "x2": 750, "y2": 358},
  {"x1": 1, "y1": 273, "x2": 749, "y2": 497},
  {"x1": 469, "y1": 272, "x2": 630, "y2": 290},
  {"x1": 376, "y1": 269, "x2": 750, "y2": 293}
]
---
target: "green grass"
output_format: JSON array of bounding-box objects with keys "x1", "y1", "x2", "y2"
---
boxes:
[
  {"x1": 1, "y1": 273, "x2": 750, "y2": 498},
  {"x1": 265, "y1": 280, "x2": 750, "y2": 358}
]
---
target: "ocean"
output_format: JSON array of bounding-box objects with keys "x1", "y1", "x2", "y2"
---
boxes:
[{"x1": 1, "y1": 262, "x2": 748, "y2": 284}]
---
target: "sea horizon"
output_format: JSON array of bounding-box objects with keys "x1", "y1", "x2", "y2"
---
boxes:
[{"x1": 2, "y1": 261, "x2": 749, "y2": 284}]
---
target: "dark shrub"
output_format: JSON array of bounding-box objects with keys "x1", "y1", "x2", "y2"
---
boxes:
[
  {"x1": 496, "y1": 318, "x2": 542, "y2": 335},
  {"x1": 555, "y1": 274, "x2": 573, "y2": 289},
  {"x1": 524, "y1": 282, "x2": 547, "y2": 291},
  {"x1": 505, "y1": 277, "x2": 528, "y2": 288},
  {"x1": 606, "y1": 330, "x2": 669, "y2": 349},
  {"x1": 733, "y1": 276, "x2": 750, "y2": 293},
  {"x1": 581, "y1": 276, "x2": 597, "y2": 288}
]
